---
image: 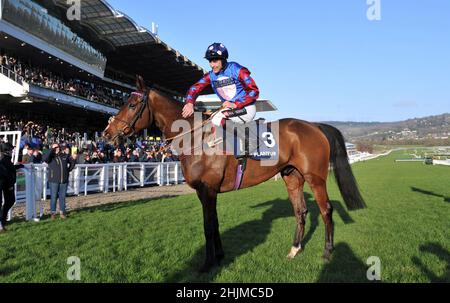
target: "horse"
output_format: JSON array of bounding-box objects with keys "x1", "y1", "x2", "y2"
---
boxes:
[{"x1": 103, "y1": 76, "x2": 366, "y2": 272}]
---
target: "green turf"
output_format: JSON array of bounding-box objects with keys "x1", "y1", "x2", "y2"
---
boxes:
[{"x1": 0, "y1": 149, "x2": 449, "y2": 282}]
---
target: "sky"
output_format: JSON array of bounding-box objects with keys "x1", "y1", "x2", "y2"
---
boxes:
[{"x1": 107, "y1": 0, "x2": 450, "y2": 122}]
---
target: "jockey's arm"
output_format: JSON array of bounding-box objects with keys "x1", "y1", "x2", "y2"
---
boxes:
[
  {"x1": 234, "y1": 67, "x2": 260, "y2": 109},
  {"x1": 182, "y1": 73, "x2": 211, "y2": 118}
]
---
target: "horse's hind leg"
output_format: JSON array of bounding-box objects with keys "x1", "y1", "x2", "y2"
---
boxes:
[
  {"x1": 282, "y1": 168, "x2": 308, "y2": 259},
  {"x1": 305, "y1": 174, "x2": 334, "y2": 261}
]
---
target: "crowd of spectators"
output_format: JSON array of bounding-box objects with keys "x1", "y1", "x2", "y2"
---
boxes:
[
  {"x1": 0, "y1": 52, "x2": 130, "y2": 108},
  {"x1": 0, "y1": 114, "x2": 179, "y2": 165}
]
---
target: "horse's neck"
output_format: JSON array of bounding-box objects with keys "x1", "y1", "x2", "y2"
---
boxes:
[{"x1": 149, "y1": 90, "x2": 193, "y2": 138}]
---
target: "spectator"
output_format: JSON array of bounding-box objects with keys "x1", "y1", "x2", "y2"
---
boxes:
[
  {"x1": 43, "y1": 143, "x2": 75, "y2": 220},
  {"x1": 113, "y1": 149, "x2": 127, "y2": 163},
  {"x1": 0, "y1": 142, "x2": 24, "y2": 232},
  {"x1": 128, "y1": 150, "x2": 140, "y2": 162},
  {"x1": 98, "y1": 152, "x2": 107, "y2": 163},
  {"x1": 75, "y1": 151, "x2": 85, "y2": 164},
  {"x1": 162, "y1": 151, "x2": 175, "y2": 162},
  {"x1": 90, "y1": 152, "x2": 101, "y2": 164},
  {"x1": 63, "y1": 145, "x2": 71, "y2": 156},
  {"x1": 71, "y1": 145, "x2": 78, "y2": 157},
  {"x1": 1, "y1": 53, "x2": 130, "y2": 107},
  {"x1": 32, "y1": 148, "x2": 43, "y2": 164},
  {"x1": 22, "y1": 148, "x2": 34, "y2": 164},
  {"x1": 0, "y1": 112, "x2": 168, "y2": 163},
  {"x1": 84, "y1": 153, "x2": 92, "y2": 164},
  {"x1": 141, "y1": 150, "x2": 157, "y2": 162},
  {"x1": 22, "y1": 143, "x2": 30, "y2": 157}
]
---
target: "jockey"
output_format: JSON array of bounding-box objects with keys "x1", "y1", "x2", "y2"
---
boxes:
[{"x1": 182, "y1": 43, "x2": 260, "y2": 127}]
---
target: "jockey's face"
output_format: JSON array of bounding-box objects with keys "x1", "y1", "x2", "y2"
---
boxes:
[{"x1": 209, "y1": 58, "x2": 223, "y2": 74}]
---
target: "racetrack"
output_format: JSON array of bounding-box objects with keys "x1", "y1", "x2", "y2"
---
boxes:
[{"x1": 0, "y1": 150, "x2": 449, "y2": 282}]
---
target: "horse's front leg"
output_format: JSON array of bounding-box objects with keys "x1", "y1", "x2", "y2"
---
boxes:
[{"x1": 197, "y1": 185, "x2": 222, "y2": 272}]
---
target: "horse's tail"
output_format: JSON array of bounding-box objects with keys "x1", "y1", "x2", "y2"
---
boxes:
[{"x1": 316, "y1": 123, "x2": 367, "y2": 210}]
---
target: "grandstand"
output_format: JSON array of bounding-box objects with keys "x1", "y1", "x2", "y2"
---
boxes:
[{"x1": 0, "y1": 0, "x2": 208, "y2": 139}]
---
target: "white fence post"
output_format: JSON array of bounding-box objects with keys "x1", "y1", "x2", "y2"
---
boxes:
[
  {"x1": 157, "y1": 164, "x2": 161, "y2": 186},
  {"x1": 34, "y1": 165, "x2": 44, "y2": 219},
  {"x1": 42, "y1": 166, "x2": 48, "y2": 202},
  {"x1": 124, "y1": 164, "x2": 128, "y2": 191},
  {"x1": 112, "y1": 165, "x2": 116, "y2": 192},
  {"x1": 103, "y1": 165, "x2": 109, "y2": 193},
  {"x1": 99, "y1": 165, "x2": 104, "y2": 193},
  {"x1": 25, "y1": 165, "x2": 35, "y2": 221},
  {"x1": 117, "y1": 164, "x2": 123, "y2": 191},
  {"x1": 174, "y1": 163, "x2": 178, "y2": 184},
  {"x1": 166, "y1": 164, "x2": 170, "y2": 185},
  {"x1": 84, "y1": 166, "x2": 88, "y2": 196},
  {"x1": 74, "y1": 166, "x2": 81, "y2": 196},
  {"x1": 140, "y1": 164, "x2": 145, "y2": 187}
]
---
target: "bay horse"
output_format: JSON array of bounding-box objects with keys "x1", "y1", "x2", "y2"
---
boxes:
[{"x1": 103, "y1": 76, "x2": 366, "y2": 272}]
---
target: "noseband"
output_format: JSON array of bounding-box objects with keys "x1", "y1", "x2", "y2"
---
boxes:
[{"x1": 108, "y1": 90, "x2": 150, "y2": 140}]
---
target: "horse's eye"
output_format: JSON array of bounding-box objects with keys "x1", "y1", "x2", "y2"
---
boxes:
[{"x1": 128, "y1": 103, "x2": 136, "y2": 109}]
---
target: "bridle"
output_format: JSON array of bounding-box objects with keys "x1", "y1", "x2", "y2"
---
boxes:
[{"x1": 107, "y1": 90, "x2": 151, "y2": 141}]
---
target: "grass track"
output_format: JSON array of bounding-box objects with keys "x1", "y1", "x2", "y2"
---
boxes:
[{"x1": 0, "y1": 149, "x2": 449, "y2": 282}]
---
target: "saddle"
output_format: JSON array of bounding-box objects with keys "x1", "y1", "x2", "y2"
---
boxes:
[{"x1": 207, "y1": 118, "x2": 278, "y2": 160}]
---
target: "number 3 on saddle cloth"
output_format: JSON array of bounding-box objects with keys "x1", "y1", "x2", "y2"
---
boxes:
[{"x1": 206, "y1": 108, "x2": 279, "y2": 162}]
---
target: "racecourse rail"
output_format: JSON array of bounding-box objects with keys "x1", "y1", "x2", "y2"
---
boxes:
[{"x1": 13, "y1": 162, "x2": 185, "y2": 221}]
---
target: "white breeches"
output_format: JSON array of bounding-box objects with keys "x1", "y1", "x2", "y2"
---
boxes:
[{"x1": 211, "y1": 104, "x2": 257, "y2": 127}]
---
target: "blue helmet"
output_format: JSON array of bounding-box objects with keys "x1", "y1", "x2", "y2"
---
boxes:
[{"x1": 204, "y1": 43, "x2": 229, "y2": 60}]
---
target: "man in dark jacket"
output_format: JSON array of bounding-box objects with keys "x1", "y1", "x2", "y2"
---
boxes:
[
  {"x1": 43, "y1": 143, "x2": 75, "y2": 219},
  {"x1": 0, "y1": 142, "x2": 23, "y2": 231}
]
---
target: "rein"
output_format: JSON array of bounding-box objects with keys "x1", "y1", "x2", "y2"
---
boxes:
[
  {"x1": 164, "y1": 107, "x2": 222, "y2": 143},
  {"x1": 163, "y1": 106, "x2": 226, "y2": 156}
]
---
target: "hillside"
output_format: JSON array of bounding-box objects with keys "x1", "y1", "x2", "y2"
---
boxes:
[{"x1": 324, "y1": 113, "x2": 450, "y2": 143}]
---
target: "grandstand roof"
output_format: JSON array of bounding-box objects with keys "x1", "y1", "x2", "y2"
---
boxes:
[{"x1": 34, "y1": 0, "x2": 210, "y2": 96}]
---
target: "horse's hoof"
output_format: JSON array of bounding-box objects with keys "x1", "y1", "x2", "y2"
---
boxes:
[
  {"x1": 287, "y1": 246, "x2": 302, "y2": 259},
  {"x1": 198, "y1": 266, "x2": 211, "y2": 273},
  {"x1": 322, "y1": 250, "x2": 333, "y2": 263},
  {"x1": 198, "y1": 261, "x2": 215, "y2": 273}
]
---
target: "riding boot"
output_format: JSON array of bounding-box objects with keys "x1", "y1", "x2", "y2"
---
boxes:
[{"x1": 235, "y1": 125, "x2": 258, "y2": 159}]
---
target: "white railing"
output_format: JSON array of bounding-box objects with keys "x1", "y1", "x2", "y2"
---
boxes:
[
  {"x1": 348, "y1": 149, "x2": 393, "y2": 164},
  {"x1": 14, "y1": 162, "x2": 185, "y2": 221},
  {"x1": 433, "y1": 159, "x2": 450, "y2": 166},
  {"x1": 0, "y1": 131, "x2": 21, "y2": 164}
]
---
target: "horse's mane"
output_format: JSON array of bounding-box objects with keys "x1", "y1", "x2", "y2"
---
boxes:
[
  {"x1": 150, "y1": 88, "x2": 183, "y2": 109},
  {"x1": 150, "y1": 88, "x2": 209, "y2": 122}
]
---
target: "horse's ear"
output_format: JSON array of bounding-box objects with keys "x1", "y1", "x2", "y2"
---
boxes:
[{"x1": 136, "y1": 75, "x2": 146, "y2": 92}]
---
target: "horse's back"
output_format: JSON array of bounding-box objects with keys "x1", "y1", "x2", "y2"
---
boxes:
[
  {"x1": 276, "y1": 118, "x2": 330, "y2": 143},
  {"x1": 275, "y1": 118, "x2": 331, "y2": 178}
]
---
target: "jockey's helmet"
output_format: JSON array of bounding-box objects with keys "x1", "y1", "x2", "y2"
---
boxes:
[{"x1": 204, "y1": 43, "x2": 229, "y2": 60}]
